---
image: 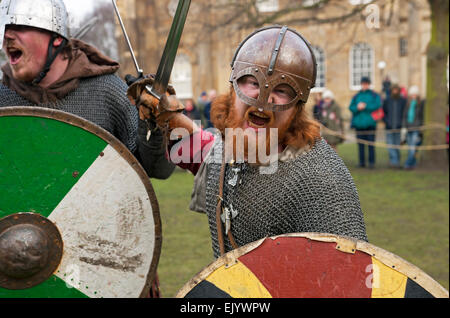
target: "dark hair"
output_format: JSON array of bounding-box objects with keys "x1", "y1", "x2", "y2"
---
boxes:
[
  {"x1": 361, "y1": 76, "x2": 371, "y2": 84},
  {"x1": 60, "y1": 39, "x2": 73, "y2": 60}
]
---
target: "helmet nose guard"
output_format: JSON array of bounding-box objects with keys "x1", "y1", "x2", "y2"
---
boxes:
[{"x1": 229, "y1": 25, "x2": 317, "y2": 112}]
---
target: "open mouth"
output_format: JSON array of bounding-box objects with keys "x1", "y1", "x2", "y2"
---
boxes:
[
  {"x1": 247, "y1": 110, "x2": 271, "y2": 128},
  {"x1": 7, "y1": 47, "x2": 23, "y2": 65}
]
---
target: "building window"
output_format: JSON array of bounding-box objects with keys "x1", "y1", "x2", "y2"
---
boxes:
[
  {"x1": 171, "y1": 54, "x2": 193, "y2": 99},
  {"x1": 350, "y1": 42, "x2": 374, "y2": 90},
  {"x1": 311, "y1": 46, "x2": 326, "y2": 88},
  {"x1": 256, "y1": 0, "x2": 278, "y2": 12},
  {"x1": 303, "y1": 0, "x2": 322, "y2": 7},
  {"x1": 399, "y1": 37, "x2": 408, "y2": 57},
  {"x1": 348, "y1": 0, "x2": 373, "y2": 5}
]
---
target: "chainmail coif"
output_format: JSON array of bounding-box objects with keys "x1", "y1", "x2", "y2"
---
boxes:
[
  {"x1": 205, "y1": 138, "x2": 368, "y2": 258},
  {"x1": 0, "y1": 74, "x2": 138, "y2": 152}
]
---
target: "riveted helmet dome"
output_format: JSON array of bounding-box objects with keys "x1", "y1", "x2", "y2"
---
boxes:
[
  {"x1": 230, "y1": 25, "x2": 317, "y2": 112},
  {"x1": 0, "y1": 0, "x2": 70, "y2": 47}
]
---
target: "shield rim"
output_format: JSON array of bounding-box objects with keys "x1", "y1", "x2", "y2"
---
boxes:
[
  {"x1": 175, "y1": 232, "x2": 449, "y2": 298},
  {"x1": 0, "y1": 106, "x2": 162, "y2": 298}
]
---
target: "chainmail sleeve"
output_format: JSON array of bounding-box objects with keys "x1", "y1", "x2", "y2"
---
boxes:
[
  {"x1": 135, "y1": 118, "x2": 175, "y2": 180},
  {"x1": 102, "y1": 75, "x2": 139, "y2": 153}
]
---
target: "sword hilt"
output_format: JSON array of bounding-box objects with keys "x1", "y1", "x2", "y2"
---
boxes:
[{"x1": 145, "y1": 85, "x2": 164, "y2": 101}]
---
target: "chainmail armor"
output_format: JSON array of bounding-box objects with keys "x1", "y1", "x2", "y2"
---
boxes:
[
  {"x1": 205, "y1": 138, "x2": 368, "y2": 258},
  {"x1": 0, "y1": 74, "x2": 138, "y2": 152}
]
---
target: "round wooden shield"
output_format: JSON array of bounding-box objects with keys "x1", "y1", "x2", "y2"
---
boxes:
[
  {"x1": 176, "y1": 233, "x2": 449, "y2": 298},
  {"x1": 0, "y1": 107, "x2": 161, "y2": 298}
]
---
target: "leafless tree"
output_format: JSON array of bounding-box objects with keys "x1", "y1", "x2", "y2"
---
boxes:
[
  {"x1": 76, "y1": 2, "x2": 119, "y2": 61},
  {"x1": 189, "y1": 0, "x2": 380, "y2": 36},
  {"x1": 421, "y1": 0, "x2": 449, "y2": 169},
  {"x1": 188, "y1": 0, "x2": 448, "y2": 169}
]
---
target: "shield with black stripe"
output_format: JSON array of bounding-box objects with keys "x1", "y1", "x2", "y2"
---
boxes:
[
  {"x1": 0, "y1": 107, "x2": 161, "y2": 298},
  {"x1": 176, "y1": 233, "x2": 449, "y2": 298}
]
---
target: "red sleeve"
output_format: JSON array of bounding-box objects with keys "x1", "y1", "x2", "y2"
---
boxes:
[{"x1": 168, "y1": 129, "x2": 216, "y2": 175}]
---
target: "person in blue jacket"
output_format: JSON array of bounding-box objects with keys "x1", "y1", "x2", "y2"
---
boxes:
[
  {"x1": 349, "y1": 77, "x2": 382, "y2": 168},
  {"x1": 402, "y1": 85, "x2": 425, "y2": 170}
]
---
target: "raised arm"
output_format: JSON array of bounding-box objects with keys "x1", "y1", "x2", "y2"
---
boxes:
[{"x1": 127, "y1": 76, "x2": 214, "y2": 175}]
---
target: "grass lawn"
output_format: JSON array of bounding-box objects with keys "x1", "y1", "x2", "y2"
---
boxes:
[{"x1": 151, "y1": 142, "x2": 449, "y2": 297}]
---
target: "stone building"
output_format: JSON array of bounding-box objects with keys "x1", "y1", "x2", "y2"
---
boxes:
[{"x1": 114, "y1": 0, "x2": 431, "y2": 118}]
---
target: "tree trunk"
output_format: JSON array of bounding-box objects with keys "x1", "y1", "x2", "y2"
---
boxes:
[{"x1": 420, "y1": 0, "x2": 449, "y2": 169}]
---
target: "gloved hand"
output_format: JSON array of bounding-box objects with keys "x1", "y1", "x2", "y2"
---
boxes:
[
  {"x1": 400, "y1": 128, "x2": 407, "y2": 144},
  {"x1": 127, "y1": 75, "x2": 185, "y2": 126}
]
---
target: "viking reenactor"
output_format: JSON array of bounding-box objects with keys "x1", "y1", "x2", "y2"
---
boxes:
[
  {"x1": 0, "y1": 0, "x2": 175, "y2": 180},
  {"x1": 128, "y1": 25, "x2": 368, "y2": 259}
]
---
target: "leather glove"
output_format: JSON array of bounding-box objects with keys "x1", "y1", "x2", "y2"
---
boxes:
[{"x1": 127, "y1": 75, "x2": 184, "y2": 126}]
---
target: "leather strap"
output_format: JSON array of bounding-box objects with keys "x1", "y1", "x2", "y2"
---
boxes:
[
  {"x1": 33, "y1": 34, "x2": 68, "y2": 85},
  {"x1": 215, "y1": 150, "x2": 238, "y2": 256}
]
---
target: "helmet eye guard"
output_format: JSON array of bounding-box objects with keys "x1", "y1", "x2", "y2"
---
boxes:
[
  {"x1": 229, "y1": 25, "x2": 317, "y2": 112},
  {"x1": 232, "y1": 63, "x2": 303, "y2": 112}
]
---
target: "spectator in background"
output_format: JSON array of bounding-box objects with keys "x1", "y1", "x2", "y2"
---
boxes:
[
  {"x1": 446, "y1": 98, "x2": 449, "y2": 162},
  {"x1": 203, "y1": 89, "x2": 217, "y2": 129},
  {"x1": 311, "y1": 87, "x2": 324, "y2": 122},
  {"x1": 320, "y1": 89, "x2": 344, "y2": 151},
  {"x1": 402, "y1": 85, "x2": 425, "y2": 170},
  {"x1": 183, "y1": 98, "x2": 201, "y2": 121},
  {"x1": 197, "y1": 91, "x2": 208, "y2": 108},
  {"x1": 349, "y1": 77, "x2": 382, "y2": 169},
  {"x1": 400, "y1": 86, "x2": 408, "y2": 99},
  {"x1": 382, "y1": 76, "x2": 392, "y2": 100},
  {"x1": 197, "y1": 91, "x2": 209, "y2": 126},
  {"x1": 383, "y1": 84, "x2": 406, "y2": 168}
]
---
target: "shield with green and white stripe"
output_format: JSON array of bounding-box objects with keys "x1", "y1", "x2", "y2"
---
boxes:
[{"x1": 0, "y1": 107, "x2": 161, "y2": 298}]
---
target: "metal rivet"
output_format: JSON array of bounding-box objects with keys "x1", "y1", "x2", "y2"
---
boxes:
[{"x1": 265, "y1": 84, "x2": 269, "y2": 88}]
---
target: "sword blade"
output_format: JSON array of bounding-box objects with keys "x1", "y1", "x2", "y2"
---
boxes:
[
  {"x1": 147, "y1": 0, "x2": 191, "y2": 100},
  {"x1": 112, "y1": 0, "x2": 143, "y2": 77}
]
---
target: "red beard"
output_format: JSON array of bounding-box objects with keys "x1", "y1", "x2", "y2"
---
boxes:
[{"x1": 212, "y1": 90, "x2": 295, "y2": 165}]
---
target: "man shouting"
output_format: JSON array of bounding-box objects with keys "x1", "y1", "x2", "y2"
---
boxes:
[
  {"x1": 0, "y1": 0, "x2": 174, "y2": 180},
  {"x1": 128, "y1": 26, "x2": 368, "y2": 258}
]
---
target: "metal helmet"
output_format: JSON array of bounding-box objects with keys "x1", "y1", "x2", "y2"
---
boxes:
[
  {"x1": 229, "y1": 25, "x2": 317, "y2": 112},
  {"x1": 0, "y1": 0, "x2": 70, "y2": 48}
]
